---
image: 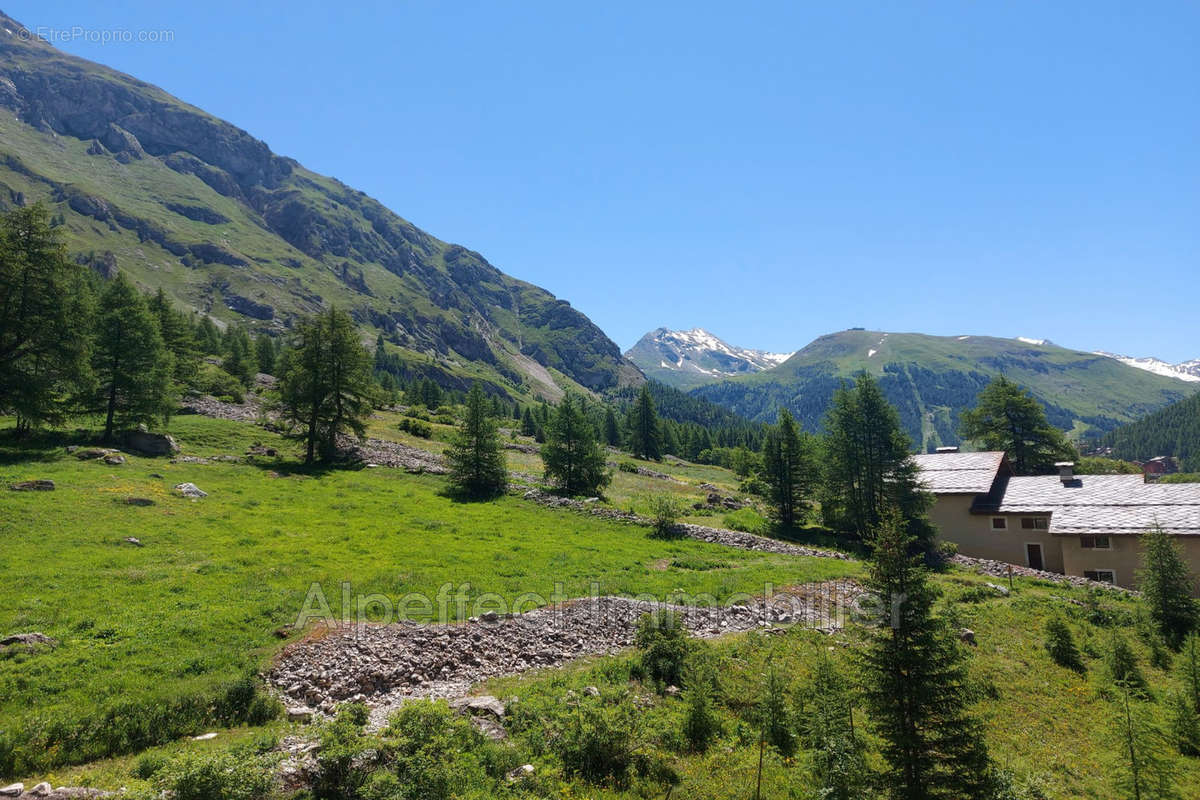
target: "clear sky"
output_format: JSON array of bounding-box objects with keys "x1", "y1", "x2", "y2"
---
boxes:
[{"x1": 9, "y1": 1, "x2": 1198, "y2": 361}]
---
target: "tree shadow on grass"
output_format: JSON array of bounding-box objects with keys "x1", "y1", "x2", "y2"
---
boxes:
[{"x1": 0, "y1": 426, "x2": 95, "y2": 465}]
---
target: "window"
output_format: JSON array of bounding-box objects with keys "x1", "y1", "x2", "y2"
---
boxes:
[
  {"x1": 1021, "y1": 518, "x2": 1049, "y2": 530},
  {"x1": 1080, "y1": 535, "x2": 1111, "y2": 550},
  {"x1": 991, "y1": 518, "x2": 1007, "y2": 530},
  {"x1": 1084, "y1": 569, "x2": 1115, "y2": 584}
]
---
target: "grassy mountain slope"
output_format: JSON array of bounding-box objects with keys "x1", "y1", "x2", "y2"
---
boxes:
[
  {"x1": 0, "y1": 12, "x2": 641, "y2": 402},
  {"x1": 693, "y1": 329, "x2": 1197, "y2": 448},
  {"x1": 1102, "y1": 392, "x2": 1200, "y2": 470}
]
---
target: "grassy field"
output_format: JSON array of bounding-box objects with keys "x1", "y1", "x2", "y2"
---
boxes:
[{"x1": 0, "y1": 413, "x2": 855, "y2": 777}]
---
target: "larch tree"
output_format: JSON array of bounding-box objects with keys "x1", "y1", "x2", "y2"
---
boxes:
[
  {"x1": 859, "y1": 508, "x2": 994, "y2": 799},
  {"x1": 446, "y1": 382, "x2": 508, "y2": 499},
  {"x1": 91, "y1": 274, "x2": 172, "y2": 441},
  {"x1": 821, "y1": 373, "x2": 935, "y2": 550},
  {"x1": 541, "y1": 393, "x2": 610, "y2": 495},
  {"x1": 960, "y1": 376, "x2": 1076, "y2": 475},
  {"x1": 603, "y1": 407, "x2": 621, "y2": 447},
  {"x1": 626, "y1": 384, "x2": 663, "y2": 460},
  {"x1": 148, "y1": 288, "x2": 200, "y2": 389},
  {"x1": 761, "y1": 408, "x2": 816, "y2": 529},
  {"x1": 1138, "y1": 525, "x2": 1199, "y2": 649}
]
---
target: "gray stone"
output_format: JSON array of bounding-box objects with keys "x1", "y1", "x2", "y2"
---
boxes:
[
  {"x1": 102, "y1": 454, "x2": 125, "y2": 465},
  {"x1": 124, "y1": 429, "x2": 180, "y2": 456},
  {"x1": 286, "y1": 706, "x2": 315, "y2": 723},
  {"x1": 451, "y1": 695, "x2": 506, "y2": 718},
  {"x1": 28, "y1": 783, "x2": 52, "y2": 797},
  {"x1": 960, "y1": 628, "x2": 976, "y2": 646},
  {"x1": 174, "y1": 482, "x2": 207, "y2": 498},
  {"x1": 506, "y1": 764, "x2": 535, "y2": 782},
  {"x1": 582, "y1": 685, "x2": 600, "y2": 697},
  {"x1": 124, "y1": 537, "x2": 144, "y2": 547},
  {"x1": 0, "y1": 632, "x2": 55, "y2": 648},
  {"x1": 9, "y1": 479, "x2": 54, "y2": 491},
  {"x1": 0, "y1": 784, "x2": 21, "y2": 797},
  {"x1": 75, "y1": 448, "x2": 116, "y2": 460},
  {"x1": 664, "y1": 685, "x2": 681, "y2": 697}
]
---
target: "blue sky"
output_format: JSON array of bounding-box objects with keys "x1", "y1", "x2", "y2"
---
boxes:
[{"x1": 10, "y1": 1, "x2": 1199, "y2": 360}]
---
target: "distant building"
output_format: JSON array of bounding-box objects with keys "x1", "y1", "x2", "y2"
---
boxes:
[
  {"x1": 913, "y1": 450, "x2": 1200, "y2": 592},
  {"x1": 1142, "y1": 456, "x2": 1180, "y2": 478}
]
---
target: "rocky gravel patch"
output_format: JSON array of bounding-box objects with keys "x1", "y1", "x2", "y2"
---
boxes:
[
  {"x1": 179, "y1": 393, "x2": 266, "y2": 423},
  {"x1": 337, "y1": 435, "x2": 448, "y2": 474},
  {"x1": 950, "y1": 554, "x2": 1134, "y2": 593},
  {"x1": 270, "y1": 587, "x2": 858, "y2": 726}
]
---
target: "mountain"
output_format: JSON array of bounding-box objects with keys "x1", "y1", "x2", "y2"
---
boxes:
[
  {"x1": 625, "y1": 327, "x2": 792, "y2": 389},
  {"x1": 1094, "y1": 352, "x2": 1200, "y2": 383},
  {"x1": 1101, "y1": 392, "x2": 1200, "y2": 471},
  {"x1": 0, "y1": 12, "x2": 641, "y2": 402},
  {"x1": 690, "y1": 329, "x2": 1198, "y2": 449}
]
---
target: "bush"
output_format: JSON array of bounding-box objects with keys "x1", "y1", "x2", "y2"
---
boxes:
[
  {"x1": 555, "y1": 698, "x2": 639, "y2": 785},
  {"x1": 155, "y1": 750, "x2": 274, "y2": 800},
  {"x1": 397, "y1": 417, "x2": 433, "y2": 438},
  {"x1": 722, "y1": 507, "x2": 767, "y2": 534},
  {"x1": 133, "y1": 751, "x2": 169, "y2": 779},
  {"x1": 635, "y1": 610, "x2": 692, "y2": 688},
  {"x1": 1106, "y1": 632, "x2": 1147, "y2": 692},
  {"x1": 379, "y1": 700, "x2": 506, "y2": 800},
  {"x1": 618, "y1": 461, "x2": 639, "y2": 474},
  {"x1": 646, "y1": 495, "x2": 683, "y2": 539},
  {"x1": 194, "y1": 363, "x2": 245, "y2": 404},
  {"x1": 681, "y1": 652, "x2": 722, "y2": 752},
  {"x1": 1045, "y1": 617, "x2": 1085, "y2": 672},
  {"x1": 312, "y1": 704, "x2": 377, "y2": 799}
]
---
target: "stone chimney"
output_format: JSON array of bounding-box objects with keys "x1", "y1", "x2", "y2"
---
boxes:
[{"x1": 1056, "y1": 462, "x2": 1075, "y2": 484}]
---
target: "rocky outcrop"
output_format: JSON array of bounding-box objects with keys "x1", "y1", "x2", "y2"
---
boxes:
[
  {"x1": 223, "y1": 292, "x2": 273, "y2": 320},
  {"x1": 9, "y1": 479, "x2": 54, "y2": 491},
  {"x1": 123, "y1": 428, "x2": 179, "y2": 456},
  {"x1": 164, "y1": 202, "x2": 229, "y2": 225}
]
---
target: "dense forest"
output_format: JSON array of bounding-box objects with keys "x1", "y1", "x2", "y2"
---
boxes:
[{"x1": 1102, "y1": 392, "x2": 1200, "y2": 470}]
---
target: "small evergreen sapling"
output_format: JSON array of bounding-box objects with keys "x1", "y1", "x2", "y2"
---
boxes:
[{"x1": 1045, "y1": 616, "x2": 1085, "y2": 672}]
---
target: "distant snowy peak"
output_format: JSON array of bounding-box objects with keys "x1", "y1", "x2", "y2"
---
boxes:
[
  {"x1": 1095, "y1": 352, "x2": 1200, "y2": 383},
  {"x1": 626, "y1": 327, "x2": 793, "y2": 387}
]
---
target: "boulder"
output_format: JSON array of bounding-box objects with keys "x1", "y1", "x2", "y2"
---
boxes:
[
  {"x1": 10, "y1": 479, "x2": 54, "y2": 491},
  {"x1": 74, "y1": 448, "x2": 117, "y2": 460},
  {"x1": 286, "y1": 706, "x2": 315, "y2": 723},
  {"x1": 124, "y1": 537, "x2": 144, "y2": 547},
  {"x1": 506, "y1": 764, "x2": 535, "y2": 782},
  {"x1": 102, "y1": 454, "x2": 126, "y2": 465},
  {"x1": 123, "y1": 429, "x2": 180, "y2": 456},
  {"x1": 174, "y1": 482, "x2": 207, "y2": 498},
  {"x1": 959, "y1": 628, "x2": 977, "y2": 646},
  {"x1": 0, "y1": 632, "x2": 56, "y2": 648},
  {"x1": 0, "y1": 784, "x2": 22, "y2": 797},
  {"x1": 451, "y1": 695, "x2": 505, "y2": 719},
  {"x1": 28, "y1": 783, "x2": 51, "y2": 797}
]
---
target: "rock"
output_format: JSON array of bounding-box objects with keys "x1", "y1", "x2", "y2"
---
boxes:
[
  {"x1": 124, "y1": 498, "x2": 155, "y2": 507},
  {"x1": 960, "y1": 628, "x2": 976, "y2": 646},
  {"x1": 174, "y1": 482, "x2": 207, "y2": 498},
  {"x1": 506, "y1": 764, "x2": 535, "y2": 782},
  {"x1": 985, "y1": 582, "x2": 1011, "y2": 596},
  {"x1": 582, "y1": 686, "x2": 600, "y2": 698},
  {"x1": 287, "y1": 706, "x2": 315, "y2": 723},
  {"x1": 123, "y1": 429, "x2": 180, "y2": 456},
  {"x1": 469, "y1": 716, "x2": 507, "y2": 741},
  {"x1": 0, "y1": 632, "x2": 56, "y2": 648},
  {"x1": 103, "y1": 453, "x2": 126, "y2": 465},
  {"x1": 149, "y1": 473, "x2": 164, "y2": 479},
  {"x1": 480, "y1": 610, "x2": 500, "y2": 624},
  {"x1": 75, "y1": 448, "x2": 116, "y2": 460},
  {"x1": 28, "y1": 783, "x2": 51, "y2": 797},
  {"x1": 664, "y1": 685, "x2": 681, "y2": 697},
  {"x1": 451, "y1": 695, "x2": 506, "y2": 718},
  {"x1": 191, "y1": 732, "x2": 218, "y2": 741},
  {"x1": 0, "y1": 784, "x2": 22, "y2": 797},
  {"x1": 9, "y1": 479, "x2": 54, "y2": 491},
  {"x1": 124, "y1": 536, "x2": 144, "y2": 547}
]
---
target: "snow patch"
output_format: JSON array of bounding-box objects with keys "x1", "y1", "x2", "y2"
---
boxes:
[
  {"x1": 957, "y1": 336, "x2": 970, "y2": 341},
  {"x1": 1017, "y1": 337, "x2": 1047, "y2": 346},
  {"x1": 867, "y1": 349, "x2": 877, "y2": 358},
  {"x1": 1094, "y1": 352, "x2": 1200, "y2": 383}
]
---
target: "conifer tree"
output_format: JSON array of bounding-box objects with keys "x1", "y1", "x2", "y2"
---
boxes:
[
  {"x1": 758, "y1": 663, "x2": 795, "y2": 757},
  {"x1": 1109, "y1": 681, "x2": 1181, "y2": 800},
  {"x1": 799, "y1": 656, "x2": 870, "y2": 800},
  {"x1": 147, "y1": 288, "x2": 200, "y2": 389},
  {"x1": 446, "y1": 383, "x2": 507, "y2": 499},
  {"x1": 1138, "y1": 525, "x2": 1199, "y2": 650},
  {"x1": 277, "y1": 307, "x2": 376, "y2": 464},
  {"x1": 859, "y1": 508, "x2": 994, "y2": 799},
  {"x1": 520, "y1": 406, "x2": 538, "y2": 437},
  {"x1": 222, "y1": 327, "x2": 257, "y2": 387},
  {"x1": 603, "y1": 407, "x2": 621, "y2": 447},
  {"x1": 761, "y1": 408, "x2": 816, "y2": 529},
  {"x1": 821, "y1": 374, "x2": 935, "y2": 549},
  {"x1": 626, "y1": 384, "x2": 663, "y2": 460},
  {"x1": 0, "y1": 204, "x2": 91, "y2": 433},
  {"x1": 541, "y1": 393, "x2": 610, "y2": 495},
  {"x1": 255, "y1": 334, "x2": 277, "y2": 376},
  {"x1": 90, "y1": 274, "x2": 172, "y2": 441},
  {"x1": 960, "y1": 376, "x2": 1076, "y2": 475},
  {"x1": 195, "y1": 316, "x2": 223, "y2": 355}
]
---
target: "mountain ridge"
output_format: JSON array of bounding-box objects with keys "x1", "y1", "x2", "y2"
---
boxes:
[
  {"x1": 0, "y1": 11, "x2": 642, "y2": 402},
  {"x1": 624, "y1": 327, "x2": 792, "y2": 389}
]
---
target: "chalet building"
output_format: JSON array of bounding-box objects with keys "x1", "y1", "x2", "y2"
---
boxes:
[{"x1": 913, "y1": 449, "x2": 1200, "y2": 592}]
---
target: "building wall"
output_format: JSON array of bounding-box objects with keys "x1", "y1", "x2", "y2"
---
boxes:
[
  {"x1": 1061, "y1": 535, "x2": 1200, "y2": 594},
  {"x1": 929, "y1": 495, "x2": 1064, "y2": 573}
]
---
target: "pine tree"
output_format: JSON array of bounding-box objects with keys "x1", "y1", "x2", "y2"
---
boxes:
[
  {"x1": 603, "y1": 407, "x2": 621, "y2": 447},
  {"x1": 222, "y1": 327, "x2": 258, "y2": 387},
  {"x1": 90, "y1": 274, "x2": 172, "y2": 442},
  {"x1": 520, "y1": 406, "x2": 537, "y2": 437},
  {"x1": 1045, "y1": 616, "x2": 1085, "y2": 672},
  {"x1": 446, "y1": 383, "x2": 507, "y2": 499},
  {"x1": 821, "y1": 374, "x2": 936, "y2": 549},
  {"x1": 541, "y1": 393, "x2": 611, "y2": 495},
  {"x1": 1138, "y1": 525, "x2": 1199, "y2": 649},
  {"x1": 859, "y1": 508, "x2": 994, "y2": 799},
  {"x1": 799, "y1": 656, "x2": 870, "y2": 800},
  {"x1": 255, "y1": 335, "x2": 277, "y2": 376},
  {"x1": 681, "y1": 651, "x2": 721, "y2": 753},
  {"x1": 1109, "y1": 681, "x2": 1181, "y2": 800},
  {"x1": 195, "y1": 316, "x2": 222, "y2": 355},
  {"x1": 960, "y1": 376, "x2": 1077, "y2": 475},
  {"x1": 626, "y1": 384, "x2": 662, "y2": 460},
  {"x1": 147, "y1": 288, "x2": 199, "y2": 389},
  {"x1": 1107, "y1": 632, "x2": 1147, "y2": 692},
  {"x1": 277, "y1": 307, "x2": 377, "y2": 464},
  {"x1": 761, "y1": 408, "x2": 816, "y2": 529},
  {"x1": 0, "y1": 204, "x2": 91, "y2": 433}
]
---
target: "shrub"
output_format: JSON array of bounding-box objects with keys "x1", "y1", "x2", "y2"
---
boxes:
[
  {"x1": 381, "y1": 700, "x2": 503, "y2": 800},
  {"x1": 681, "y1": 652, "x2": 722, "y2": 752},
  {"x1": 723, "y1": 507, "x2": 767, "y2": 534},
  {"x1": 758, "y1": 665, "x2": 796, "y2": 756},
  {"x1": 155, "y1": 750, "x2": 274, "y2": 800},
  {"x1": 646, "y1": 495, "x2": 683, "y2": 539},
  {"x1": 194, "y1": 363, "x2": 245, "y2": 404},
  {"x1": 397, "y1": 417, "x2": 433, "y2": 438},
  {"x1": 555, "y1": 698, "x2": 639, "y2": 785},
  {"x1": 312, "y1": 704, "x2": 377, "y2": 799},
  {"x1": 635, "y1": 610, "x2": 692, "y2": 687},
  {"x1": 618, "y1": 461, "x2": 639, "y2": 474},
  {"x1": 1045, "y1": 617, "x2": 1085, "y2": 672},
  {"x1": 133, "y1": 751, "x2": 169, "y2": 779},
  {"x1": 1106, "y1": 632, "x2": 1147, "y2": 692}
]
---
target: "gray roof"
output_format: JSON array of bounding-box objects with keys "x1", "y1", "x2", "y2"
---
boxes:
[
  {"x1": 912, "y1": 451, "x2": 1006, "y2": 494},
  {"x1": 914, "y1": 453, "x2": 1200, "y2": 536}
]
